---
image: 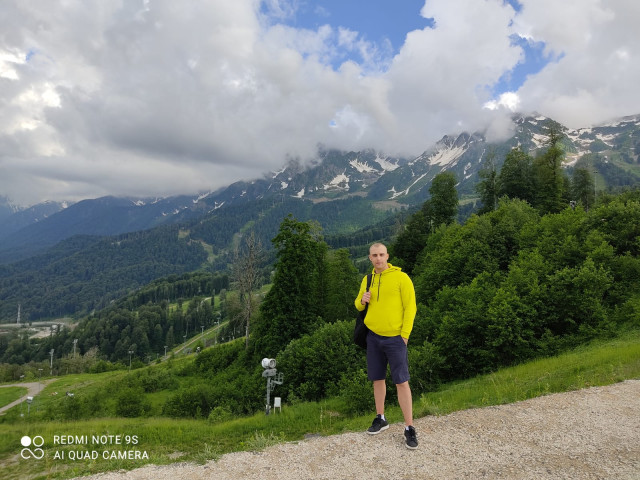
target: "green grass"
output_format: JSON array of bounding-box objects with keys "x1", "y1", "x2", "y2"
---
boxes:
[
  {"x1": 0, "y1": 387, "x2": 28, "y2": 408},
  {"x1": 1, "y1": 329, "x2": 638, "y2": 480},
  {"x1": 415, "y1": 330, "x2": 640, "y2": 417}
]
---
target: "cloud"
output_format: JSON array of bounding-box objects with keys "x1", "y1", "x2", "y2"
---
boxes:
[
  {"x1": 0, "y1": 0, "x2": 639, "y2": 206},
  {"x1": 513, "y1": 0, "x2": 640, "y2": 127}
]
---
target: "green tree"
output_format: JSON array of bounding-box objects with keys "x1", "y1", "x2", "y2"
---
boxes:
[
  {"x1": 414, "y1": 199, "x2": 538, "y2": 305},
  {"x1": 533, "y1": 120, "x2": 568, "y2": 214},
  {"x1": 497, "y1": 147, "x2": 535, "y2": 204},
  {"x1": 324, "y1": 249, "x2": 359, "y2": 322},
  {"x1": 476, "y1": 149, "x2": 499, "y2": 214},
  {"x1": 390, "y1": 208, "x2": 428, "y2": 274},
  {"x1": 393, "y1": 172, "x2": 459, "y2": 275},
  {"x1": 571, "y1": 168, "x2": 595, "y2": 210},
  {"x1": 252, "y1": 215, "x2": 328, "y2": 357},
  {"x1": 427, "y1": 172, "x2": 459, "y2": 228},
  {"x1": 165, "y1": 326, "x2": 175, "y2": 350}
]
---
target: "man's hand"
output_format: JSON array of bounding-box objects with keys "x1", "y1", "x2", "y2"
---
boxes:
[
  {"x1": 361, "y1": 291, "x2": 371, "y2": 305},
  {"x1": 402, "y1": 337, "x2": 408, "y2": 345}
]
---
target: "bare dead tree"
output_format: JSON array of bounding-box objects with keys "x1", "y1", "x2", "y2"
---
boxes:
[{"x1": 231, "y1": 231, "x2": 264, "y2": 349}]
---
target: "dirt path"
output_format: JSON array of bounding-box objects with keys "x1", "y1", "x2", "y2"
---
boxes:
[
  {"x1": 80, "y1": 379, "x2": 640, "y2": 480},
  {"x1": 0, "y1": 380, "x2": 56, "y2": 415}
]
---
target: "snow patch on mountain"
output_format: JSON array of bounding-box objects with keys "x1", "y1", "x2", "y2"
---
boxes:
[
  {"x1": 564, "y1": 155, "x2": 580, "y2": 167},
  {"x1": 596, "y1": 133, "x2": 616, "y2": 146},
  {"x1": 272, "y1": 166, "x2": 287, "y2": 178},
  {"x1": 428, "y1": 144, "x2": 468, "y2": 167},
  {"x1": 389, "y1": 172, "x2": 428, "y2": 199},
  {"x1": 531, "y1": 133, "x2": 547, "y2": 149},
  {"x1": 350, "y1": 159, "x2": 378, "y2": 173},
  {"x1": 374, "y1": 155, "x2": 399, "y2": 171},
  {"x1": 566, "y1": 129, "x2": 590, "y2": 149},
  {"x1": 324, "y1": 173, "x2": 350, "y2": 190}
]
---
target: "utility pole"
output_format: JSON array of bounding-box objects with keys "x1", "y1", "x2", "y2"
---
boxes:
[{"x1": 593, "y1": 168, "x2": 597, "y2": 208}]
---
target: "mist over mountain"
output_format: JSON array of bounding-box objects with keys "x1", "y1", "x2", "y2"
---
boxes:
[
  {"x1": 0, "y1": 112, "x2": 639, "y2": 322},
  {"x1": 2, "y1": 113, "x2": 638, "y2": 260}
]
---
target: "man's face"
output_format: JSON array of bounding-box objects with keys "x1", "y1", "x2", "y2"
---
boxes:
[{"x1": 369, "y1": 245, "x2": 389, "y2": 272}]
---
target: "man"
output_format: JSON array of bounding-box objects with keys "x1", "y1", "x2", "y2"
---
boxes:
[{"x1": 355, "y1": 242, "x2": 418, "y2": 449}]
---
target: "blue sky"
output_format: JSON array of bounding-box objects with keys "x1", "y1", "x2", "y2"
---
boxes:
[
  {"x1": 269, "y1": 0, "x2": 547, "y2": 95},
  {"x1": 285, "y1": 0, "x2": 434, "y2": 54},
  {"x1": 1, "y1": 0, "x2": 639, "y2": 206}
]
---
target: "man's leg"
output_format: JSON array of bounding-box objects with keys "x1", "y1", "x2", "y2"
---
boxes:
[
  {"x1": 396, "y1": 381, "x2": 413, "y2": 426},
  {"x1": 373, "y1": 379, "x2": 386, "y2": 415},
  {"x1": 367, "y1": 379, "x2": 389, "y2": 434}
]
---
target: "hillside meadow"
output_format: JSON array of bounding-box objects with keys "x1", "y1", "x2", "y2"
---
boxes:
[{"x1": 0, "y1": 327, "x2": 638, "y2": 480}]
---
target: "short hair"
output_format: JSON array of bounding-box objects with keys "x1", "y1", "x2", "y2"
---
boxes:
[{"x1": 369, "y1": 242, "x2": 387, "y2": 252}]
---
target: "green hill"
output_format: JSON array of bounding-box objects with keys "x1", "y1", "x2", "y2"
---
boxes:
[{"x1": 0, "y1": 327, "x2": 638, "y2": 480}]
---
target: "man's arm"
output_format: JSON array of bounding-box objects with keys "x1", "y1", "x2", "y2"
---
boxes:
[
  {"x1": 400, "y1": 274, "x2": 417, "y2": 340},
  {"x1": 354, "y1": 276, "x2": 368, "y2": 312}
]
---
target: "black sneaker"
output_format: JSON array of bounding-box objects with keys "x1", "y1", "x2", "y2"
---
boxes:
[
  {"x1": 404, "y1": 426, "x2": 418, "y2": 449},
  {"x1": 366, "y1": 414, "x2": 389, "y2": 435}
]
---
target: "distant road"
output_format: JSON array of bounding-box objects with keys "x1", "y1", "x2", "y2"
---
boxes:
[{"x1": 0, "y1": 380, "x2": 56, "y2": 415}]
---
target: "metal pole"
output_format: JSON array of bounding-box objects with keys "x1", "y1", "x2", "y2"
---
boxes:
[
  {"x1": 265, "y1": 377, "x2": 271, "y2": 415},
  {"x1": 37, "y1": 368, "x2": 42, "y2": 411},
  {"x1": 593, "y1": 169, "x2": 597, "y2": 208}
]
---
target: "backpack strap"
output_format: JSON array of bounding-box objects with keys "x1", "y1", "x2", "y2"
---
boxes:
[{"x1": 362, "y1": 273, "x2": 374, "y2": 317}]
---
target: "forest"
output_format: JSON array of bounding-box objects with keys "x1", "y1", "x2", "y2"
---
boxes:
[
  {"x1": 1, "y1": 123, "x2": 639, "y2": 420},
  {"x1": 2, "y1": 185, "x2": 638, "y2": 419},
  {"x1": 0, "y1": 194, "x2": 396, "y2": 322}
]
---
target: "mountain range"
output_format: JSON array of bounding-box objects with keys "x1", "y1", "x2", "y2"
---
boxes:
[{"x1": 0, "y1": 113, "x2": 639, "y2": 322}]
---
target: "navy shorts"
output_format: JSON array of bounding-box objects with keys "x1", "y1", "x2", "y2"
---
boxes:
[{"x1": 366, "y1": 331, "x2": 410, "y2": 384}]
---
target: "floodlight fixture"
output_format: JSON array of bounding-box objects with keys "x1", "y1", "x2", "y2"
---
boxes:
[
  {"x1": 261, "y1": 358, "x2": 276, "y2": 369},
  {"x1": 259, "y1": 358, "x2": 283, "y2": 415}
]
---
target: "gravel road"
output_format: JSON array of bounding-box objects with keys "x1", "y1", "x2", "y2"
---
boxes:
[
  {"x1": 0, "y1": 380, "x2": 56, "y2": 415},
  {"x1": 80, "y1": 380, "x2": 640, "y2": 480}
]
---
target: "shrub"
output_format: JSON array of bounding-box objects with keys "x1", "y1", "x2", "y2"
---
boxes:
[
  {"x1": 115, "y1": 387, "x2": 151, "y2": 417},
  {"x1": 336, "y1": 368, "x2": 374, "y2": 415},
  {"x1": 163, "y1": 384, "x2": 217, "y2": 418},
  {"x1": 408, "y1": 341, "x2": 445, "y2": 395},
  {"x1": 207, "y1": 405, "x2": 233, "y2": 424},
  {"x1": 277, "y1": 320, "x2": 366, "y2": 402}
]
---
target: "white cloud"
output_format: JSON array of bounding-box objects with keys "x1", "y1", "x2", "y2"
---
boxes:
[
  {"x1": 513, "y1": 0, "x2": 640, "y2": 127},
  {"x1": 484, "y1": 92, "x2": 520, "y2": 112},
  {"x1": 0, "y1": 0, "x2": 639, "y2": 206}
]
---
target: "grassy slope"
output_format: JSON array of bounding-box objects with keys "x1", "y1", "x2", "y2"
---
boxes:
[
  {"x1": 0, "y1": 387, "x2": 28, "y2": 408},
  {"x1": 0, "y1": 328, "x2": 638, "y2": 480}
]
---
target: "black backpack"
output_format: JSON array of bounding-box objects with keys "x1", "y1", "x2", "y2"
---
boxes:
[{"x1": 353, "y1": 274, "x2": 373, "y2": 349}]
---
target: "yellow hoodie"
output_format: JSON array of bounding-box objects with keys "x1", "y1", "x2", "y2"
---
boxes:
[{"x1": 354, "y1": 263, "x2": 417, "y2": 339}]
